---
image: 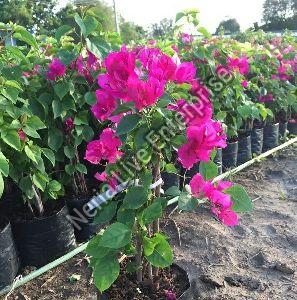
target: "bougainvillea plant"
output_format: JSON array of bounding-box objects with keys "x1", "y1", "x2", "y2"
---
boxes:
[
  {"x1": 85, "y1": 45, "x2": 253, "y2": 292},
  {"x1": 0, "y1": 11, "x2": 115, "y2": 212}
]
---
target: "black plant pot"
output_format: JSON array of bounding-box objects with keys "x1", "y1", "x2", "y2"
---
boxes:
[
  {"x1": 222, "y1": 141, "x2": 238, "y2": 170},
  {"x1": 288, "y1": 121, "x2": 297, "y2": 135},
  {"x1": 67, "y1": 197, "x2": 102, "y2": 243},
  {"x1": 0, "y1": 220, "x2": 20, "y2": 289},
  {"x1": 279, "y1": 122, "x2": 288, "y2": 140},
  {"x1": 213, "y1": 148, "x2": 223, "y2": 175},
  {"x1": 251, "y1": 127, "x2": 263, "y2": 156},
  {"x1": 237, "y1": 135, "x2": 252, "y2": 165},
  {"x1": 12, "y1": 203, "x2": 76, "y2": 267},
  {"x1": 162, "y1": 172, "x2": 180, "y2": 192},
  {"x1": 263, "y1": 123, "x2": 279, "y2": 152}
]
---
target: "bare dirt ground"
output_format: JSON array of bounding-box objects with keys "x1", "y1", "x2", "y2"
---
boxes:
[
  {"x1": 165, "y1": 146, "x2": 297, "y2": 300},
  {"x1": 1, "y1": 146, "x2": 296, "y2": 300}
]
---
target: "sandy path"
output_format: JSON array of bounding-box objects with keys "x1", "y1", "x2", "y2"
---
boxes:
[{"x1": 165, "y1": 147, "x2": 297, "y2": 300}]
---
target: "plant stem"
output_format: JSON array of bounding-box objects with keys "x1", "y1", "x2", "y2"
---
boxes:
[
  {"x1": 152, "y1": 153, "x2": 161, "y2": 277},
  {"x1": 136, "y1": 234, "x2": 143, "y2": 283},
  {"x1": 32, "y1": 184, "x2": 44, "y2": 216}
]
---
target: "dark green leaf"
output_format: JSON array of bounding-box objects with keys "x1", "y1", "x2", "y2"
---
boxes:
[
  {"x1": 199, "y1": 161, "x2": 218, "y2": 180},
  {"x1": 141, "y1": 202, "x2": 162, "y2": 225},
  {"x1": 99, "y1": 222, "x2": 132, "y2": 249},
  {"x1": 55, "y1": 25, "x2": 72, "y2": 42},
  {"x1": 123, "y1": 186, "x2": 148, "y2": 209},
  {"x1": 94, "y1": 201, "x2": 118, "y2": 224},
  {"x1": 0, "y1": 152, "x2": 9, "y2": 177},
  {"x1": 225, "y1": 185, "x2": 253, "y2": 213},
  {"x1": 116, "y1": 114, "x2": 141, "y2": 136},
  {"x1": 178, "y1": 192, "x2": 199, "y2": 211}
]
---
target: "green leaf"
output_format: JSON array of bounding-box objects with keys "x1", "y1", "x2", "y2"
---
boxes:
[
  {"x1": 116, "y1": 114, "x2": 141, "y2": 136},
  {"x1": 52, "y1": 99, "x2": 62, "y2": 119},
  {"x1": 54, "y1": 82, "x2": 70, "y2": 99},
  {"x1": 146, "y1": 233, "x2": 173, "y2": 268},
  {"x1": 74, "y1": 111, "x2": 89, "y2": 125},
  {"x1": 225, "y1": 185, "x2": 253, "y2": 213},
  {"x1": 42, "y1": 148, "x2": 55, "y2": 167},
  {"x1": 26, "y1": 116, "x2": 46, "y2": 130},
  {"x1": 123, "y1": 186, "x2": 148, "y2": 209},
  {"x1": 140, "y1": 170, "x2": 152, "y2": 189},
  {"x1": 165, "y1": 186, "x2": 181, "y2": 197},
  {"x1": 55, "y1": 25, "x2": 72, "y2": 42},
  {"x1": 48, "y1": 128, "x2": 63, "y2": 151},
  {"x1": 112, "y1": 102, "x2": 134, "y2": 116},
  {"x1": 75, "y1": 163, "x2": 87, "y2": 174},
  {"x1": 199, "y1": 161, "x2": 218, "y2": 180},
  {"x1": 23, "y1": 127, "x2": 40, "y2": 139},
  {"x1": 65, "y1": 164, "x2": 75, "y2": 175},
  {"x1": 117, "y1": 207, "x2": 135, "y2": 228},
  {"x1": 74, "y1": 14, "x2": 86, "y2": 36},
  {"x1": 48, "y1": 180, "x2": 61, "y2": 192},
  {"x1": 13, "y1": 27, "x2": 38, "y2": 49},
  {"x1": 64, "y1": 145, "x2": 75, "y2": 159},
  {"x1": 86, "y1": 38, "x2": 102, "y2": 59},
  {"x1": 178, "y1": 192, "x2": 198, "y2": 211},
  {"x1": 175, "y1": 11, "x2": 186, "y2": 22},
  {"x1": 165, "y1": 163, "x2": 178, "y2": 174},
  {"x1": 33, "y1": 172, "x2": 49, "y2": 192},
  {"x1": 0, "y1": 173, "x2": 3, "y2": 198},
  {"x1": 83, "y1": 15, "x2": 99, "y2": 37},
  {"x1": 24, "y1": 145, "x2": 37, "y2": 163},
  {"x1": 1, "y1": 130, "x2": 21, "y2": 151},
  {"x1": 134, "y1": 125, "x2": 149, "y2": 150},
  {"x1": 93, "y1": 201, "x2": 118, "y2": 224},
  {"x1": 0, "y1": 152, "x2": 9, "y2": 177},
  {"x1": 84, "y1": 91, "x2": 97, "y2": 105},
  {"x1": 93, "y1": 256, "x2": 120, "y2": 292},
  {"x1": 99, "y1": 222, "x2": 132, "y2": 249},
  {"x1": 19, "y1": 176, "x2": 34, "y2": 198},
  {"x1": 141, "y1": 202, "x2": 162, "y2": 225}
]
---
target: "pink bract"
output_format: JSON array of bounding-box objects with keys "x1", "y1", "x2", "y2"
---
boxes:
[
  {"x1": 85, "y1": 128, "x2": 123, "y2": 164},
  {"x1": 46, "y1": 58, "x2": 66, "y2": 81},
  {"x1": 174, "y1": 62, "x2": 196, "y2": 83},
  {"x1": 91, "y1": 90, "x2": 117, "y2": 122}
]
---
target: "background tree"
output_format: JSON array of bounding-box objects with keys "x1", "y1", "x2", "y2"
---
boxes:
[
  {"x1": 120, "y1": 20, "x2": 146, "y2": 44},
  {"x1": 150, "y1": 18, "x2": 174, "y2": 38},
  {"x1": 0, "y1": 0, "x2": 57, "y2": 33},
  {"x1": 262, "y1": 0, "x2": 297, "y2": 30},
  {"x1": 215, "y1": 18, "x2": 240, "y2": 35}
]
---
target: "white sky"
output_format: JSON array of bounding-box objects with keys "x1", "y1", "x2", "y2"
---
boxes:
[{"x1": 58, "y1": 0, "x2": 265, "y2": 33}]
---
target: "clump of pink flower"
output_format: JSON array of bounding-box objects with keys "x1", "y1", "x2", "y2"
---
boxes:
[
  {"x1": 46, "y1": 58, "x2": 66, "y2": 81},
  {"x1": 190, "y1": 173, "x2": 238, "y2": 226},
  {"x1": 259, "y1": 93, "x2": 273, "y2": 103},
  {"x1": 227, "y1": 56, "x2": 249, "y2": 75},
  {"x1": 85, "y1": 128, "x2": 123, "y2": 164}
]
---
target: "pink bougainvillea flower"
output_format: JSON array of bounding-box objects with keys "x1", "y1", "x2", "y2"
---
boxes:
[
  {"x1": 189, "y1": 173, "x2": 207, "y2": 198},
  {"x1": 149, "y1": 53, "x2": 177, "y2": 82},
  {"x1": 181, "y1": 33, "x2": 193, "y2": 44},
  {"x1": 18, "y1": 129, "x2": 26, "y2": 141},
  {"x1": 64, "y1": 117, "x2": 74, "y2": 133},
  {"x1": 91, "y1": 90, "x2": 117, "y2": 122},
  {"x1": 86, "y1": 50, "x2": 100, "y2": 71},
  {"x1": 167, "y1": 98, "x2": 212, "y2": 127},
  {"x1": 241, "y1": 80, "x2": 248, "y2": 88},
  {"x1": 216, "y1": 180, "x2": 233, "y2": 192},
  {"x1": 227, "y1": 56, "x2": 249, "y2": 75},
  {"x1": 177, "y1": 121, "x2": 227, "y2": 169},
  {"x1": 127, "y1": 76, "x2": 165, "y2": 110},
  {"x1": 98, "y1": 47, "x2": 136, "y2": 98},
  {"x1": 85, "y1": 128, "x2": 123, "y2": 164},
  {"x1": 189, "y1": 173, "x2": 238, "y2": 226},
  {"x1": 95, "y1": 171, "x2": 118, "y2": 189},
  {"x1": 164, "y1": 290, "x2": 177, "y2": 300},
  {"x1": 259, "y1": 93, "x2": 273, "y2": 103},
  {"x1": 174, "y1": 62, "x2": 196, "y2": 83},
  {"x1": 46, "y1": 58, "x2": 66, "y2": 80}
]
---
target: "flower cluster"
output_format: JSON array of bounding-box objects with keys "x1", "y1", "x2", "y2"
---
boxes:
[
  {"x1": 85, "y1": 128, "x2": 123, "y2": 164},
  {"x1": 46, "y1": 58, "x2": 66, "y2": 80},
  {"x1": 190, "y1": 173, "x2": 238, "y2": 226},
  {"x1": 227, "y1": 56, "x2": 249, "y2": 75}
]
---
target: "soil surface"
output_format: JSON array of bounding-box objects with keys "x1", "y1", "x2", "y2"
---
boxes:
[
  {"x1": 1, "y1": 146, "x2": 296, "y2": 300},
  {"x1": 165, "y1": 146, "x2": 297, "y2": 300}
]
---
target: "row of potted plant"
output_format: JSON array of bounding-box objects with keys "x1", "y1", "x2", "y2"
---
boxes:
[{"x1": 0, "y1": 8, "x2": 295, "y2": 297}]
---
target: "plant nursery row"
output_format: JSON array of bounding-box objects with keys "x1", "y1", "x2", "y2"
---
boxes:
[{"x1": 0, "y1": 9, "x2": 296, "y2": 299}]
